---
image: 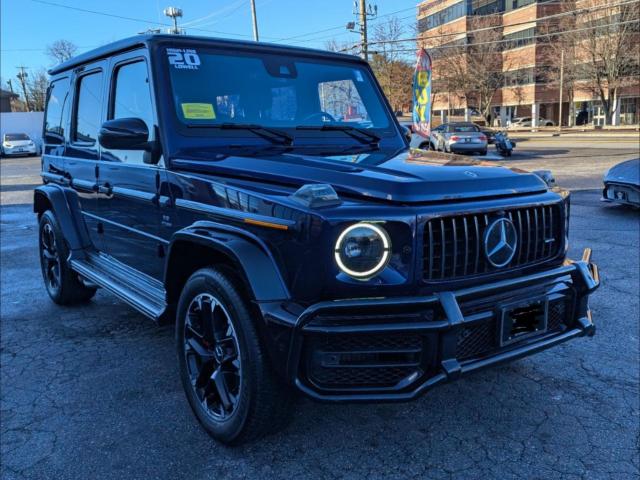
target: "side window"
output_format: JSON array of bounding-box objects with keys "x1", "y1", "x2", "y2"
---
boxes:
[
  {"x1": 44, "y1": 77, "x2": 70, "y2": 143},
  {"x1": 109, "y1": 60, "x2": 154, "y2": 164},
  {"x1": 73, "y1": 71, "x2": 103, "y2": 145}
]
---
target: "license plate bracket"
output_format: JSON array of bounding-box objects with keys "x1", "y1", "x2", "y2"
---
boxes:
[{"x1": 499, "y1": 297, "x2": 548, "y2": 346}]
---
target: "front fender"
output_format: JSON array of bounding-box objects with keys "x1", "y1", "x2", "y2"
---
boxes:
[
  {"x1": 166, "y1": 221, "x2": 290, "y2": 302},
  {"x1": 33, "y1": 184, "x2": 91, "y2": 252}
]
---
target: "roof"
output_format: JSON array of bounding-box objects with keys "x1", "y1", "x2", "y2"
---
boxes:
[
  {"x1": 49, "y1": 34, "x2": 362, "y2": 75},
  {"x1": 0, "y1": 88, "x2": 19, "y2": 99}
]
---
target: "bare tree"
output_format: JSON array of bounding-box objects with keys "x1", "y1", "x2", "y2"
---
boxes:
[
  {"x1": 27, "y1": 69, "x2": 49, "y2": 111},
  {"x1": 368, "y1": 17, "x2": 413, "y2": 113},
  {"x1": 538, "y1": 3, "x2": 580, "y2": 126},
  {"x1": 46, "y1": 39, "x2": 78, "y2": 65},
  {"x1": 436, "y1": 16, "x2": 506, "y2": 123},
  {"x1": 573, "y1": 0, "x2": 640, "y2": 124}
]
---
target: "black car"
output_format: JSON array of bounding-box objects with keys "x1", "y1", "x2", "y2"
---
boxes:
[
  {"x1": 602, "y1": 159, "x2": 640, "y2": 208},
  {"x1": 35, "y1": 35, "x2": 600, "y2": 445}
]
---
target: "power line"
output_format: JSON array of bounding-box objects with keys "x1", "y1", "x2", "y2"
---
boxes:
[
  {"x1": 274, "y1": 4, "x2": 420, "y2": 44},
  {"x1": 371, "y1": 18, "x2": 640, "y2": 55},
  {"x1": 28, "y1": 0, "x2": 278, "y2": 39}
]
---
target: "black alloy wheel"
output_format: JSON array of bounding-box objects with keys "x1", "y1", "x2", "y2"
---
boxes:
[
  {"x1": 41, "y1": 222, "x2": 61, "y2": 293},
  {"x1": 38, "y1": 211, "x2": 97, "y2": 305},
  {"x1": 176, "y1": 267, "x2": 293, "y2": 444},
  {"x1": 183, "y1": 293, "x2": 242, "y2": 421}
]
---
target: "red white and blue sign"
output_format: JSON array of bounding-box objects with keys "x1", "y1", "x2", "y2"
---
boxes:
[{"x1": 412, "y1": 48, "x2": 433, "y2": 139}]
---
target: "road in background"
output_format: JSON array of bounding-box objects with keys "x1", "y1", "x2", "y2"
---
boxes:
[{"x1": 1, "y1": 142, "x2": 638, "y2": 479}]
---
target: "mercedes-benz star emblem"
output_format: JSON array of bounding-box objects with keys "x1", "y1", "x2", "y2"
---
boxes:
[{"x1": 484, "y1": 218, "x2": 518, "y2": 267}]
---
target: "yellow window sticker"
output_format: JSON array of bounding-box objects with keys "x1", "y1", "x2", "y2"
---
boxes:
[{"x1": 181, "y1": 103, "x2": 216, "y2": 119}]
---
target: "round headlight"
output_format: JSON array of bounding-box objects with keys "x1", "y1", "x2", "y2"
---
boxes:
[{"x1": 334, "y1": 223, "x2": 391, "y2": 279}]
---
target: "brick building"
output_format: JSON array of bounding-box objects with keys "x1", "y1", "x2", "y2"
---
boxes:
[{"x1": 417, "y1": 0, "x2": 640, "y2": 127}]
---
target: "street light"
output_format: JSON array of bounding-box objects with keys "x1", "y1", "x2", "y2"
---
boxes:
[{"x1": 163, "y1": 7, "x2": 183, "y2": 34}]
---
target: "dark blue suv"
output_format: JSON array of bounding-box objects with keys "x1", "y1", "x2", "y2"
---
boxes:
[{"x1": 35, "y1": 35, "x2": 599, "y2": 444}]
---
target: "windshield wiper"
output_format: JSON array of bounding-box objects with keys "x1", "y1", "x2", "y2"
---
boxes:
[
  {"x1": 187, "y1": 122, "x2": 293, "y2": 146},
  {"x1": 296, "y1": 124, "x2": 381, "y2": 146}
]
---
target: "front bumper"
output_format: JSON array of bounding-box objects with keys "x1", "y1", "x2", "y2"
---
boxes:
[
  {"x1": 261, "y1": 249, "x2": 599, "y2": 402},
  {"x1": 602, "y1": 182, "x2": 640, "y2": 207}
]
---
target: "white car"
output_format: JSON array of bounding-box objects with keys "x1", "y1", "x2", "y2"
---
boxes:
[
  {"x1": 1, "y1": 133, "x2": 38, "y2": 157},
  {"x1": 508, "y1": 117, "x2": 555, "y2": 128}
]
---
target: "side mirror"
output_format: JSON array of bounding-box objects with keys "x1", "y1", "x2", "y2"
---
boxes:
[{"x1": 99, "y1": 118, "x2": 149, "y2": 150}]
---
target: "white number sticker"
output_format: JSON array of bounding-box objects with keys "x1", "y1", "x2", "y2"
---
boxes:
[{"x1": 167, "y1": 48, "x2": 201, "y2": 70}]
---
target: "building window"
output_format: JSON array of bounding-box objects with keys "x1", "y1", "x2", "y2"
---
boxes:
[
  {"x1": 620, "y1": 97, "x2": 639, "y2": 126},
  {"x1": 503, "y1": 67, "x2": 536, "y2": 86},
  {"x1": 472, "y1": 0, "x2": 504, "y2": 16},
  {"x1": 504, "y1": 0, "x2": 552, "y2": 11},
  {"x1": 503, "y1": 27, "x2": 536, "y2": 50},
  {"x1": 418, "y1": 1, "x2": 467, "y2": 32}
]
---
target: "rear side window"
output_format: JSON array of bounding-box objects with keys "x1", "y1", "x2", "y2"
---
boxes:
[
  {"x1": 73, "y1": 71, "x2": 103, "y2": 144},
  {"x1": 44, "y1": 77, "x2": 70, "y2": 142}
]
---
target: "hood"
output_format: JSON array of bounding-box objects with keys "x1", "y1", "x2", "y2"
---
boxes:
[
  {"x1": 605, "y1": 159, "x2": 640, "y2": 186},
  {"x1": 172, "y1": 148, "x2": 548, "y2": 204}
]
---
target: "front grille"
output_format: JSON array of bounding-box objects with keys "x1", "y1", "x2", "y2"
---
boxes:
[
  {"x1": 457, "y1": 321, "x2": 497, "y2": 360},
  {"x1": 423, "y1": 204, "x2": 563, "y2": 281},
  {"x1": 306, "y1": 334, "x2": 423, "y2": 389}
]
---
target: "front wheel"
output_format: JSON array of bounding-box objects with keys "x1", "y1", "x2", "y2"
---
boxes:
[{"x1": 176, "y1": 267, "x2": 292, "y2": 445}]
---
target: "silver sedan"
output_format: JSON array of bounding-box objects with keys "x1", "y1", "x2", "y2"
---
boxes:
[{"x1": 430, "y1": 122, "x2": 488, "y2": 155}]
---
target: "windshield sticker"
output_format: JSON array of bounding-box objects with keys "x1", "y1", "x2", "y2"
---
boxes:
[
  {"x1": 354, "y1": 70, "x2": 364, "y2": 82},
  {"x1": 181, "y1": 103, "x2": 216, "y2": 119},
  {"x1": 167, "y1": 48, "x2": 201, "y2": 70}
]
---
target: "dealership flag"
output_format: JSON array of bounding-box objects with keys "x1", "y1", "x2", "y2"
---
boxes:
[{"x1": 412, "y1": 48, "x2": 433, "y2": 138}]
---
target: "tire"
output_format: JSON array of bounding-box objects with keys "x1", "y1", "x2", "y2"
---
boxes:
[
  {"x1": 38, "y1": 210, "x2": 97, "y2": 305},
  {"x1": 479, "y1": 149, "x2": 487, "y2": 156},
  {"x1": 176, "y1": 267, "x2": 293, "y2": 445}
]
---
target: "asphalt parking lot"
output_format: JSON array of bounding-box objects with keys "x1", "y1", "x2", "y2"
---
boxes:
[{"x1": 1, "y1": 141, "x2": 639, "y2": 480}]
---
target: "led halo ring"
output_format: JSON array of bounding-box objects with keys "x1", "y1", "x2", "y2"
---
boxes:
[{"x1": 334, "y1": 222, "x2": 391, "y2": 279}]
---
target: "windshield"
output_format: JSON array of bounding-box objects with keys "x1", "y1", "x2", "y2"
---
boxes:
[
  {"x1": 452, "y1": 125, "x2": 479, "y2": 133},
  {"x1": 5, "y1": 133, "x2": 29, "y2": 141},
  {"x1": 166, "y1": 47, "x2": 391, "y2": 132}
]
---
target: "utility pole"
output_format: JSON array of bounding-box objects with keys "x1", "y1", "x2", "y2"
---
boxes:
[
  {"x1": 359, "y1": 0, "x2": 368, "y2": 61},
  {"x1": 353, "y1": 0, "x2": 376, "y2": 62},
  {"x1": 558, "y1": 49, "x2": 564, "y2": 132},
  {"x1": 250, "y1": 0, "x2": 259, "y2": 41},
  {"x1": 16, "y1": 66, "x2": 31, "y2": 112}
]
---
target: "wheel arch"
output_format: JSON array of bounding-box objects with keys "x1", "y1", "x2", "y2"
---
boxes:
[
  {"x1": 33, "y1": 185, "x2": 91, "y2": 251},
  {"x1": 164, "y1": 223, "x2": 290, "y2": 307}
]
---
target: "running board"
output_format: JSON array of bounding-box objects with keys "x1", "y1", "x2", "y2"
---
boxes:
[{"x1": 70, "y1": 253, "x2": 167, "y2": 321}]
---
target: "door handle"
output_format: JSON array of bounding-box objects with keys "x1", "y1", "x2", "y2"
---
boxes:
[{"x1": 97, "y1": 183, "x2": 113, "y2": 195}]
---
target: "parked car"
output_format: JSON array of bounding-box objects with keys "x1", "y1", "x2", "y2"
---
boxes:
[
  {"x1": 508, "y1": 117, "x2": 555, "y2": 128},
  {"x1": 602, "y1": 158, "x2": 640, "y2": 208},
  {"x1": 1, "y1": 133, "x2": 37, "y2": 157},
  {"x1": 479, "y1": 126, "x2": 497, "y2": 144},
  {"x1": 35, "y1": 34, "x2": 599, "y2": 445},
  {"x1": 430, "y1": 122, "x2": 488, "y2": 155}
]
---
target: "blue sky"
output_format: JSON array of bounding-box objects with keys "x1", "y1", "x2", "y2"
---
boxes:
[{"x1": 1, "y1": 0, "x2": 418, "y2": 86}]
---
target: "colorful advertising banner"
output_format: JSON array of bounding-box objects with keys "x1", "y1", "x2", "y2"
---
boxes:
[{"x1": 412, "y1": 48, "x2": 432, "y2": 139}]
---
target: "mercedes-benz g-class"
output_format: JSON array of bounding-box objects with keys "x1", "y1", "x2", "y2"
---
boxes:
[{"x1": 35, "y1": 35, "x2": 599, "y2": 444}]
